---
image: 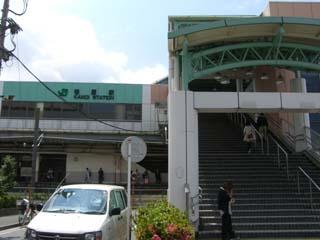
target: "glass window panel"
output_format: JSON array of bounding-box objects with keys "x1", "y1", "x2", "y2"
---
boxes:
[
  {"x1": 109, "y1": 191, "x2": 118, "y2": 212},
  {"x1": 121, "y1": 190, "x2": 127, "y2": 207},
  {"x1": 125, "y1": 104, "x2": 142, "y2": 120},
  {"x1": 114, "y1": 190, "x2": 125, "y2": 210},
  {"x1": 1, "y1": 101, "x2": 10, "y2": 117},
  {"x1": 43, "y1": 103, "x2": 62, "y2": 118},
  {"x1": 10, "y1": 102, "x2": 26, "y2": 117},
  {"x1": 88, "y1": 103, "x2": 116, "y2": 120}
]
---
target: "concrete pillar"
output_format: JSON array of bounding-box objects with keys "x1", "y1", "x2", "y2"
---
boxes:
[
  {"x1": 236, "y1": 79, "x2": 242, "y2": 92},
  {"x1": 168, "y1": 91, "x2": 199, "y2": 226},
  {"x1": 291, "y1": 75, "x2": 310, "y2": 152},
  {"x1": 142, "y1": 85, "x2": 154, "y2": 131}
]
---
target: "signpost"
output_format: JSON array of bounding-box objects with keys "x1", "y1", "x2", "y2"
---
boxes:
[{"x1": 121, "y1": 136, "x2": 147, "y2": 240}]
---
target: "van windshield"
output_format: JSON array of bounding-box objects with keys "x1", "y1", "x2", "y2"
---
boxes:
[{"x1": 43, "y1": 188, "x2": 108, "y2": 215}]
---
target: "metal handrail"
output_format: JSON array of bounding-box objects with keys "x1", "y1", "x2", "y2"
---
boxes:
[
  {"x1": 190, "y1": 186, "x2": 203, "y2": 215},
  {"x1": 297, "y1": 166, "x2": 320, "y2": 208},
  {"x1": 268, "y1": 135, "x2": 289, "y2": 179},
  {"x1": 268, "y1": 116, "x2": 296, "y2": 146}
]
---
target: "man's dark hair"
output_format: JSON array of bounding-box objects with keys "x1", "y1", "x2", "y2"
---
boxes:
[{"x1": 223, "y1": 181, "x2": 233, "y2": 192}]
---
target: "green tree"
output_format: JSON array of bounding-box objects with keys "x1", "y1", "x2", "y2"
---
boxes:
[{"x1": 0, "y1": 155, "x2": 17, "y2": 196}]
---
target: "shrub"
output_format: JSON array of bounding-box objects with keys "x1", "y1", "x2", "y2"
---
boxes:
[
  {"x1": 134, "y1": 200, "x2": 194, "y2": 240},
  {"x1": 0, "y1": 155, "x2": 16, "y2": 196},
  {"x1": 0, "y1": 195, "x2": 16, "y2": 208}
]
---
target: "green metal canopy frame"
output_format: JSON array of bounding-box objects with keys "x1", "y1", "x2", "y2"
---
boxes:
[
  {"x1": 172, "y1": 17, "x2": 320, "y2": 89},
  {"x1": 192, "y1": 42, "x2": 320, "y2": 79}
]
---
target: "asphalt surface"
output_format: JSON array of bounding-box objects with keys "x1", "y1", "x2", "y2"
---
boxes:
[
  {"x1": 0, "y1": 227, "x2": 26, "y2": 240},
  {"x1": 0, "y1": 215, "x2": 20, "y2": 231},
  {"x1": 0, "y1": 214, "x2": 136, "y2": 240}
]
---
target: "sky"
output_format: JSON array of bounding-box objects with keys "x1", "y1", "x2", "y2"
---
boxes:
[{"x1": 0, "y1": 0, "x2": 319, "y2": 84}]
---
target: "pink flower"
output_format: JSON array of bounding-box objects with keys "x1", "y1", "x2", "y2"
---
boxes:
[
  {"x1": 148, "y1": 224, "x2": 156, "y2": 234},
  {"x1": 181, "y1": 233, "x2": 192, "y2": 240},
  {"x1": 152, "y1": 234, "x2": 161, "y2": 240},
  {"x1": 166, "y1": 224, "x2": 178, "y2": 234}
]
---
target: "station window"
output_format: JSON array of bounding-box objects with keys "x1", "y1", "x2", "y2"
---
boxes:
[
  {"x1": 1, "y1": 101, "x2": 142, "y2": 121},
  {"x1": 125, "y1": 104, "x2": 142, "y2": 120},
  {"x1": 1, "y1": 101, "x2": 36, "y2": 118}
]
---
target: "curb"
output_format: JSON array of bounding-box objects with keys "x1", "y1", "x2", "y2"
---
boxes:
[{"x1": 0, "y1": 223, "x2": 20, "y2": 231}]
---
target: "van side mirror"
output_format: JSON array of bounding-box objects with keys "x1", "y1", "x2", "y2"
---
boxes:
[
  {"x1": 36, "y1": 203, "x2": 43, "y2": 211},
  {"x1": 110, "y1": 207, "x2": 121, "y2": 216}
]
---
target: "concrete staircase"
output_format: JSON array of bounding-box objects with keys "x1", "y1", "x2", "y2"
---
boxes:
[
  {"x1": 198, "y1": 113, "x2": 320, "y2": 239},
  {"x1": 131, "y1": 183, "x2": 167, "y2": 208}
]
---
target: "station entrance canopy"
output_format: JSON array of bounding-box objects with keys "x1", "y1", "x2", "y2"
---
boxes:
[{"x1": 168, "y1": 16, "x2": 320, "y2": 89}]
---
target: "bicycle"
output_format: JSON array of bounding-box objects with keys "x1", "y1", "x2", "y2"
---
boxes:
[{"x1": 18, "y1": 199, "x2": 36, "y2": 226}]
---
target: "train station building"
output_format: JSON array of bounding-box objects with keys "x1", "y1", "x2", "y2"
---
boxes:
[
  {"x1": 0, "y1": 81, "x2": 168, "y2": 184},
  {"x1": 1, "y1": 0, "x2": 320, "y2": 238}
]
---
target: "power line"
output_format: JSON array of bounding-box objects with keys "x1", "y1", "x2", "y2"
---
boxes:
[
  {"x1": 9, "y1": 52, "x2": 160, "y2": 134},
  {"x1": 8, "y1": 0, "x2": 28, "y2": 16}
]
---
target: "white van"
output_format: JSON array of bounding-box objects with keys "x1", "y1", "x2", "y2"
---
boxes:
[{"x1": 25, "y1": 184, "x2": 128, "y2": 240}]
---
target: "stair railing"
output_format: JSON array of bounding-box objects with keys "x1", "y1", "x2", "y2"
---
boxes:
[
  {"x1": 190, "y1": 186, "x2": 203, "y2": 215},
  {"x1": 303, "y1": 126, "x2": 320, "y2": 160},
  {"x1": 297, "y1": 166, "x2": 320, "y2": 209},
  {"x1": 268, "y1": 115, "x2": 296, "y2": 148},
  {"x1": 268, "y1": 135, "x2": 289, "y2": 179},
  {"x1": 250, "y1": 121, "x2": 264, "y2": 154}
]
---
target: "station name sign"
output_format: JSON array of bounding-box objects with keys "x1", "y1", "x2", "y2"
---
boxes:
[{"x1": 58, "y1": 88, "x2": 115, "y2": 101}]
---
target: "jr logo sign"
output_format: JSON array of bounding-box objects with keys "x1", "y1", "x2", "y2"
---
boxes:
[{"x1": 58, "y1": 88, "x2": 68, "y2": 97}]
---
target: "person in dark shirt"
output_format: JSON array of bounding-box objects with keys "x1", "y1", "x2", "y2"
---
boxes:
[
  {"x1": 98, "y1": 168, "x2": 104, "y2": 184},
  {"x1": 217, "y1": 181, "x2": 238, "y2": 240},
  {"x1": 256, "y1": 113, "x2": 268, "y2": 140}
]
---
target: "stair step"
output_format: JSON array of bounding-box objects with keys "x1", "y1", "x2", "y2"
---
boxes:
[
  {"x1": 199, "y1": 229, "x2": 320, "y2": 238},
  {"x1": 200, "y1": 215, "x2": 320, "y2": 224}
]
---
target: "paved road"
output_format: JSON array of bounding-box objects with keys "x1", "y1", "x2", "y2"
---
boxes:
[
  {"x1": 0, "y1": 227, "x2": 136, "y2": 240},
  {"x1": 0, "y1": 226, "x2": 26, "y2": 240}
]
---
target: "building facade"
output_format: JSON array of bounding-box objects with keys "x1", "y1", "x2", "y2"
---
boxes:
[{"x1": 0, "y1": 81, "x2": 168, "y2": 184}]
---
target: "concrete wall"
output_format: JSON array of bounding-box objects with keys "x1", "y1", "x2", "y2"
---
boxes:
[
  {"x1": 65, "y1": 152, "x2": 155, "y2": 184},
  {"x1": 151, "y1": 84, "x2": 168, "y2": 104},
  {"x1": 66, "y1": 153, "x2": 120, "y2": 183},
  {"x1": 194, "y1": 91, "x2": 320, "y2": 112},
  {"x1": 263, "y1": 2, "x2": 320, "y2": 18},
  {"x1": 142, "y1": 85, "x2": 158, "y2": 131}
]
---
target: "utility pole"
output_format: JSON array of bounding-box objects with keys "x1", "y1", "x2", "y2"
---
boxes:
[
  {"x1": 0, "y1": 0, "x2": 10, "y2": 72},
  {"x1": 31, "y1": 107, "x2": 40, "y2": 191}
]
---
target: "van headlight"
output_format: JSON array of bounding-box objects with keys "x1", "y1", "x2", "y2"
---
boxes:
[
  {"x1": 84, "y1": 231, "x2": 102, "y2": 240},
  {"x1": 26, "y1": 228, "x2": 37, "y2": 239}
]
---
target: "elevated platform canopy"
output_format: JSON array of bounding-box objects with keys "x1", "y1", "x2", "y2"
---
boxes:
[{"x1": 168, "y1": 16, "x2": 320, "y2": 88}]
